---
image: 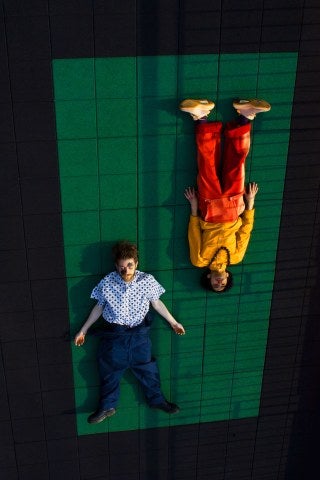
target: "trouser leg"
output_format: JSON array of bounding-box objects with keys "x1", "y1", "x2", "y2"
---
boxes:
[
  {"x1": 195, "y1": 122, "x2": 225, "y2": 220},
  {"x1": 129, "y1": 332, "x2": 165, "y2": 406},
  {"x1": 195, "y1": 121, "x2": 223, "y2": 199},
  {"x1": 97, "y1": 335, "x2": 128, "y2": 409},
  {"x1": 221, "y1": 122, "x2": 251, "y2": 195}
]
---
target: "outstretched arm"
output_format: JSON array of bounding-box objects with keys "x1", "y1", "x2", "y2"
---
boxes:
[
  {"x1": 74, "y1": 303, "x2": 103, "y2": 346},
  {"x1": 184, "y1": 186, "x2": 198, "y2": 216},
  {"x1": 244, "y1": 182, "x2": 258, "y2": 210},
  {"x1": 151, "y1": 299, "x2": 185, "y2": 335}
]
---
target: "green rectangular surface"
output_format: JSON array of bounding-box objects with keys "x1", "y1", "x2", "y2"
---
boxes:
[{"x1": 52, "y1": 53, "x2": 298, "y2": 435}]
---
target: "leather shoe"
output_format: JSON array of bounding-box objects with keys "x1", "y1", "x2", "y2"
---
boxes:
[
  {"x1": 151, "y1": 400, "x2": 180, "y2": 414},
  {"x1": 233, "y1": 98, "x2": 271, "y2": 120},
  {"x1": 87, "y1": 407, "x2": 116, "y2": 424},
  {"x1": 179, "y1": 98, "x2": 215, "y2": 120}
]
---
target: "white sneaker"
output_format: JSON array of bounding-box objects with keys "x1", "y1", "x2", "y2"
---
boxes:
[
  {"x1": 179, "y1": 98, "x2": 215, "y2": 120},
  {"x1": 233, "y1": 99, "x2": 271, "y2": 120}
]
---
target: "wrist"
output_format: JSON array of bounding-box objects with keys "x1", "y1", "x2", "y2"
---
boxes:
[{"x1": 245, "y1": 200, "x2": 254, "y2": 210}]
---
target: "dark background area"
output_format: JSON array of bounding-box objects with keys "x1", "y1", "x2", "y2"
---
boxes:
[{"x1": 0, "y1": 0, "x2": 319, "y2": 479}]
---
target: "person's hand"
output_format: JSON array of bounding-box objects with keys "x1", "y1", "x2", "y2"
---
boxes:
[
  {"x1": 244, "y1": 182, "x2": 258, "y2": 210},
  {"x1": 74, "y1": 331, "x2": 86, "y2": 346},
  {"x1": 184, "y1": 187, "x2": 198, "y2": 216},
  {"x1": 245, "y1": 182, "x2": 259, "y2": 199},
  {"x1": 172, "y1": 322, "x2": 185, "y2": 335}
]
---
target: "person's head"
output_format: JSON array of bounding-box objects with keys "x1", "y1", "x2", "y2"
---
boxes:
[
  {"x1": 112, "y1": 241, "x2": 138, "y2": 282},
  {"x1": 200, "y1": 269, "x2": 233, "y2": 293}
]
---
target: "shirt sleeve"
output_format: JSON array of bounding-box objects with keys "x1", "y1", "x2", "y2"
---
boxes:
[
  {"x1": 144, "y1": 274, "x2": 165, "y2": 301},
  {"x1": 90, "y1": 279, "x2": 107, "y2": 306},
  {"x1": 188, "y1": 215, "x2": 209, "y2": 267},
  {"x1": 232, "y1": 209, "x2": 255, "y2": 263}
]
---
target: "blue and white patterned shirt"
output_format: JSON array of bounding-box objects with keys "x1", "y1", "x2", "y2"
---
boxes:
[{"x1": 91, "y1": 270, "x2": 165, "y2": 327}]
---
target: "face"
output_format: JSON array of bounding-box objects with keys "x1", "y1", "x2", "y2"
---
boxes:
[
  {"x1": 116, "y1": 258, "x2": 138, "y2": 282},
  {"x1": 208, "y1": 270, "x2": 229, "y2": 292}
]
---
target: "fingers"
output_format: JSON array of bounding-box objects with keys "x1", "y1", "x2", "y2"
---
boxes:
[
  {"x1": 249, "y1": 181, "x2": 258, "y2": 190},
  {"x1": 174, "y1": 324, "x2": 186, "y2": 335},
  {"x1": 184, "y1": 188, "x2": 191, "y2": 199},
  {"x1": 176, "y1": 330, "x2": 185, "y2": 335},
  {"x1": 74, "y1": 334, "x2": 85, "y2": 346},
  {"x1": 246, "y1": 182, "x2": 259, "y2": 195},
  {"x1": 184, "y1": 186, "x2": 196, "y2": 200}
]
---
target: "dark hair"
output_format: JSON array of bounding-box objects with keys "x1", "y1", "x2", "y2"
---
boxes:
[
  {"x1": 200, "y1": 269, "x2": 233, "y2": 293},
  {"x1": 112, "y1": 241, "x2": 138, "y2": 263}
]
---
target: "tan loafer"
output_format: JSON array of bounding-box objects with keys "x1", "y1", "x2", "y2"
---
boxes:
[
  {"x1": 179, "y1": 98, "x2": 215, "y2": 120},
  {"x1": 233, "y1": 98, "x2": 271, "y2": 120}
]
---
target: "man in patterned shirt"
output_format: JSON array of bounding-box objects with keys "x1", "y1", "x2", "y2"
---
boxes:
[{"x1": 74, "y1": 241, "x2": 185, "y2": 424}]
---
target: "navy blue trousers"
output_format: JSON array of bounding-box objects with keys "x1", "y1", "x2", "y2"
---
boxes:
[{"x1": 97, "y1": 319, "x2": 165, "y2": 409}]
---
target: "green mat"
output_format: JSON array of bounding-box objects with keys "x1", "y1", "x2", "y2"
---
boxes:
[{"x1": 52, "y1": 52, "x2": 297, "y2": 435}]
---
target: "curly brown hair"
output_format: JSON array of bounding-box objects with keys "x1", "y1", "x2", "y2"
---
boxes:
[{"x1": 112, "y1": 241, "x2": 139, "y2": 263}]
